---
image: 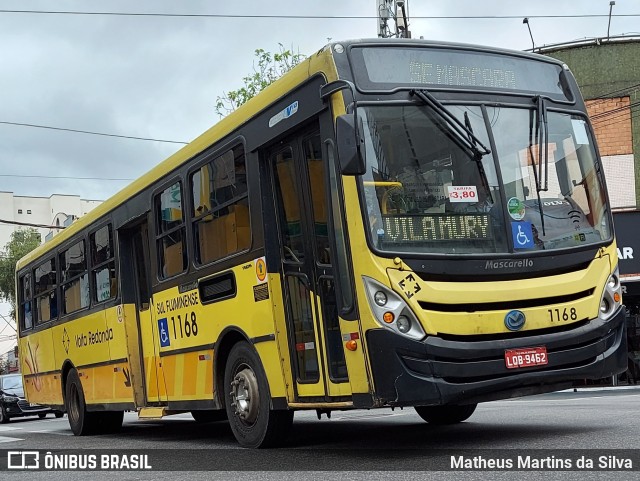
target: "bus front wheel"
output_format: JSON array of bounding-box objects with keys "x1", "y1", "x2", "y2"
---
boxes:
[
  {"x1": 223, "y1": 342, "x2": 293, "y2": 448},
  {"x1": 414, "y1": 403, "x2": 478, "y2": 425}
]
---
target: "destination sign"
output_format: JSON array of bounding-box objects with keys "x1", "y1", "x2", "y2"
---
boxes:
[
  {"x1": 354, "y1": 47, "x2": 568, "y2": 99},
  {"x1": 381, "y1": 214, "x2": 492, "y2": 243}
]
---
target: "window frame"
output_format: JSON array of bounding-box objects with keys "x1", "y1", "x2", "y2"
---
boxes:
[
  {"x1": 188, "y1": 143, "x2": 251, "y2": 267},
  {"x1": 89, "y1": 223, "x2": 118, "y2": 305},
  {"x1": 154, "y1": 179, "x2": 188, "y2": 280},
  {"x1": 32, "y1": 256, "x2": 58, "y2": 325},
  {"x1": 59, "y1": 239, "x2": 90, "y2": 317},
  {"x1": 18, "y1": 272, "x2": 33, "y2": 332}
]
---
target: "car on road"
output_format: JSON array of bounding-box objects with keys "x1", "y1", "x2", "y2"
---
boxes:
[{"x1": 0, "y1": 373, "x2": 64, "y2": 423}]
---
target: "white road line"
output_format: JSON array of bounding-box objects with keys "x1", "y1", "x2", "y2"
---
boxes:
[
  {"x1": 0, "y1": 426, "x2": 22, "y2": 432},
  {"x1": 26, "y1": 430, "x2": 73, "y2": 436},
  {"x1": 0, "y1": 435, "x2": 23, "y2": 443}
]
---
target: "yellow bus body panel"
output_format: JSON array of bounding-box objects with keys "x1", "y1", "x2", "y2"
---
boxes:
[{"x1": 386, "y1": 254, "x2": 611, "y2": 336}]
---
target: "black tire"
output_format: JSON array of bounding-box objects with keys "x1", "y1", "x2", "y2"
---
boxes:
[
  {"x1": 54, "y1": 411, "x2": 64, "y2": 418},
  {"x1": 414, "y1": 403, "x2": 478, "y2": 425},
  {"x1": 191, "y1": 410, "x2": 227, "y2": 423},
  {"x1": 65, "y1": 369, "x2": 97, "y2": 435},
  {"x1": 38, "y1": 413, "x2": 47, "y2": 419},
  {"x1": 224, "y1": 342, "x2": 293, "y2": 448},
  {"x1": 0, "y1": 406, "x2": 9, "y2": 424}
]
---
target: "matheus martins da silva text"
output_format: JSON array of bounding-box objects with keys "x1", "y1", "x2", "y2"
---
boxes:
[{"x1": 451, "y1": 455, "x2": 633, "y2": 470}]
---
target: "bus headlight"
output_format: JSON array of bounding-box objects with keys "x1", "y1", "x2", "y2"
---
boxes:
[
  {"x1": 397, "y1": 315, "x2": 411, "y2": 333},
  {"x1": 374, "y1": 291, "x2": 388, "y2": 306},
  {"x1": 599, "y1": 266, "x2": 622, "y2": 321},
  {"x1": 363, "y1": 276, "x2": 425, "y2": 341}
]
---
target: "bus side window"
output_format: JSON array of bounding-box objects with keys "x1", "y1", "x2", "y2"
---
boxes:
[
  {"x1": 60, "y1": 240, "x2": 89, "y2": 315},
  {"x1": 34, "y1": 258, "x2": 58, "y2": 324},
  {"x1": 155, "y1": 182, "x2": 187, "y2": 277},
  {"x1": 19, "y1": 273, "x2": 33, "y2": 331},
  {"x1": 90, "y1": 225, "x2": 118, "y2": 302},
  {"x1": 190, "y1": 145, "x2": 250, "y2": 265}
]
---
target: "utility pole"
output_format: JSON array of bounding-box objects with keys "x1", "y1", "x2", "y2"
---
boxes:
[{"x1": 377, "y1": 0, "x2": 411, "y2": 39}]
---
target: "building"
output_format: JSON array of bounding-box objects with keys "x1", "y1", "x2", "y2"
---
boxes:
[
  {"x1": 0, "y1": 192, "x2": 102, "y2": 359},
  {"x1": 539, "y1": 35, "x2": 640, "y2": 210},
  {"x1": 1, "y1": 347, "x2": 19, "y2": 373},
  {"x1": 540, "y1": 36, "x2": 640, "y2": 383},
  {"x1": 0, "y1": 192, "x2": 102, "y2": 248}
]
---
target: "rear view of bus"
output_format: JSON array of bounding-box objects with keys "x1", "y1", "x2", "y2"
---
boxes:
[{"x1": 329, "y1": 40, "x2": 626, "y2": 422}]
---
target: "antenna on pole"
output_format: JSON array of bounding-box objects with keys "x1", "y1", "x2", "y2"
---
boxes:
[
  {"x1": 377, "y1": 1, "x2": 410, "y2": 38},
  {"x1": 607, "y1": 1, "x2": 616, "y2": 39},
  {"x1": 396, "y1": 1, "x2": 411, "y2": 38},
  {"x1": 377, "y1": 0, "x2": 392, "y2": 38},
  {"x1": 523, "y1": 18, "x2": 535, "y2": 50}
]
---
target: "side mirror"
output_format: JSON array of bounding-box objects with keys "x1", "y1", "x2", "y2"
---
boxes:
[{"x1": 336, "y1": 113, "x2": 366, "y2": 176}]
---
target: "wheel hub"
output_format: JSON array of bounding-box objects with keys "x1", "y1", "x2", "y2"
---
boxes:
[{"x1": 230, "y1": 367, "x2": 259, "y2": 424}]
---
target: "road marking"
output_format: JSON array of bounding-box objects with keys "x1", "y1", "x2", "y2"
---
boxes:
[
  {"x1": 334, "y1": 412, "x2": 407, "y2": 421},
  {"x1": 27, "y1": 429, "x2": 73, "y2": 435},
  {"x1": 0, "y1": 426, "x2": 22, "y2": 432},
  {"x1": 0, "y1": 435, "x2": 23, "y2": 443}
]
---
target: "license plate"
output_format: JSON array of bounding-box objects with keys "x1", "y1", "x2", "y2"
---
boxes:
[{"x1": 505, "y1": 346, "x2": 548, "y2": 369}]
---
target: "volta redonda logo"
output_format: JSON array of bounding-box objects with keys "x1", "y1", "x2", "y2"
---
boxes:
[{"x1": 485, "y1": 259, "x2": 534, "y2": 270}]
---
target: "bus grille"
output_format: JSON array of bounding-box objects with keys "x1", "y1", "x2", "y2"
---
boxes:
[{"x1": 418, "y1": 288, "x2": 594, "y2": 313}]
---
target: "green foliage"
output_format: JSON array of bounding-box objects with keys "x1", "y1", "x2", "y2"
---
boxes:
[
  {"x1": 0, "y1": 228, "x2": 41, "y2": 319},
  {"x1": 215, "y1": 44, "x2": 305, "y2": 117}
]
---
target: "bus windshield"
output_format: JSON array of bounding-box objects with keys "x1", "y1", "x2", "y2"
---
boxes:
[{"x1": 361, "y1": 104, "x2": 611, "y2": 254}]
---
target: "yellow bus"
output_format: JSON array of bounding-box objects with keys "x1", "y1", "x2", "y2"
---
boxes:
[{"x1": 16, "y1": 39, "x2": 626, "y2": 448}]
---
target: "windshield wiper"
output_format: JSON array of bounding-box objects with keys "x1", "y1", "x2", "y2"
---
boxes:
[
  {"x1": 410, "y1": 89, "x2": 491, "y2": 158},
  {"x1": 536, "y1": 95, "x2": 549, "y2": 192},
  {"x1": 528, "y1": 98, "x2": 547, "y2": 237},
  {"x1": 464, "y1": 111, "x2": 494, "y2": 204}
]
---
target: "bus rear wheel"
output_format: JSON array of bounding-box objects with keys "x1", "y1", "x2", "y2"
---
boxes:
[
  {"x1": 414, "y1": 403, "x2": 478, "y2": 425},
  {"x1": 65, "y1": 369, "x2": 97, "y2": 435},
  {"x1": 224, "y1": 342, "x2": 293, "y2": 448}
]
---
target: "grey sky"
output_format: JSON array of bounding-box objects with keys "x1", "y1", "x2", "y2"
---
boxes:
[{"x1": 0, "y1": 0, "x2": 639, "y2": 348}]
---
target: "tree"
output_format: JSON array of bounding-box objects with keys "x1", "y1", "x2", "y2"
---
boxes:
[
  {"x1": 0, "y1": 228, "x2": 41, "y2": 319},
  {"x1": 215, "y1": 44, "x2": 305, "y2": 117}
]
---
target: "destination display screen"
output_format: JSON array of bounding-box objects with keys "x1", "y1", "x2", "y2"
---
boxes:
[
  {"x1": 353, "y1": 47, "x2": 568, "y2": 99},
  {"x1": 381, "y1": 214, "x2": 492, "y2": 244}
]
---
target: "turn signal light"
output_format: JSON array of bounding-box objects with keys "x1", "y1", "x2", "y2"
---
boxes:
[
  {"x1": 345, "y1": 340, "x2": 358, "y2": 351},
  {"x1": 614, "y1": 292, "x2": 621, "y2": 303},
  {"x1": 383, "y1": 312, "x2": 395, "y2": 323}
]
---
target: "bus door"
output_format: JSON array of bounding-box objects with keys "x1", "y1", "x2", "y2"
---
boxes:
[
  {"x1": 268, "y1": 128, "x2": 349, "y2": 400},
  {"x1": 118, "y1": 220, "x2": 167, "y2": 406}
]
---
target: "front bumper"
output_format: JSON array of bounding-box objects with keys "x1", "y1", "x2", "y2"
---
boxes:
[
  {"x1": 366, "y1": 307, "x2": 627, "y2": 406},
  {"x1": 3, "y1": 399, "x2": 50, "y2": 418}
]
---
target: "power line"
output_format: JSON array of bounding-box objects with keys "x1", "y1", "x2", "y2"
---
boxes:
[
  {"x1": 590, "y1": 102, "x2": 640, "y2": 126},
  {"x1": 592, "y1": 109, "x2": 640, "y2": 131},
  {"x1": 0, "y1": 218, "x2": 65, "y2": 229},
  {"x1": 1, "y1": 10, "x2": 640, "y2": 20},
  {"x1": 0, "y1": 121, "x2": 188, "y2": 145},
  {"x1": 590, "y1": 102, "x2": 637, "y2": 121}
]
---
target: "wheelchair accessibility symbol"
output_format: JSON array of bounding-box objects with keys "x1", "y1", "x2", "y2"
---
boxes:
[
  {"x1": 511, "y1": 222, "x2": 534, "y2": 249},
  {"x1": 158, "y1": 318, "x2": 170, "y2": 347}
]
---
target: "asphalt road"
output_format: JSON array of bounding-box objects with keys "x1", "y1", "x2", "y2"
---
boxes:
[{"x1": 2, "y1": 386, "x2": 640, "y2": 480}]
